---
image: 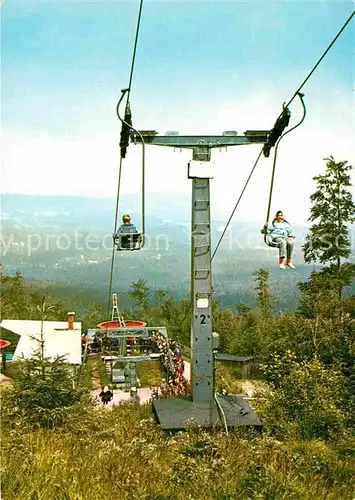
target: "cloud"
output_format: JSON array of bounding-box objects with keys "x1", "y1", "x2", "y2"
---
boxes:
[{"x1": 2, "y1": 85, "x2": 354, "y2": 226}]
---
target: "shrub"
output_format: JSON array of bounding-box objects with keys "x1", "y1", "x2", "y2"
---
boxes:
[
  {"x1": 1, "y1": 350, "x2": 94, "y2": 429},
  {"x1": 257, "y1": 356, "x2": 347, "y2": 440}
]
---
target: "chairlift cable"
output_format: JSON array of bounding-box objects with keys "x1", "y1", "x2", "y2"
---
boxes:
[
  {"x1": 116, "y1": 98, "x2": 146, "y2": 243},
  {"x1": 281, "y1": 11, "x2": 354, "y2": 114},
  {"x1": 211, "y1": 149, "x2": 264, "y2": 262},
  {"x1": 104, "y1": 0, "x2": 145, "y2": 334},
  {"x1": 105, "y1": 154, "x2": 124, "y2": 338},
  {"x1": 126, "y1": 0, "x2": 144, "y2": 101},
  {"x1": 263, "y1": 92, "x2": 307, "y2": 244},
  {"x1": 211, "y1": 12, "x2": 353, "y2": 262}
]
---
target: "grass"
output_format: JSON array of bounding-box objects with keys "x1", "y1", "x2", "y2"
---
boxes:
[
  {"x1": 214, "y1": 361, "x2": 267, "y2": 398},
  {"x1": 2, "y1": 361, "x2": 21, "y2": 380},
  {"x1": 136, "y1": 360, "x2": 164, "y2": 386},
  {"x1": 1, "y1": 402, "x2": 354, "y2": 500},
  {"x1": 215, "y1": 362, "x2": 244, "y2": 394},
  {"x1": 95, "y1": 356, "x2": 110, "y2": 387},
  {"x1": 80, "y1": 357, "x2": 94, "y2": 390}
]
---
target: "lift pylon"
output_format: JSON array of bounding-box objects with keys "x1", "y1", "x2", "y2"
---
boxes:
[{"x1": 133, "y1": 130, "x2": 267, "y2": 430}]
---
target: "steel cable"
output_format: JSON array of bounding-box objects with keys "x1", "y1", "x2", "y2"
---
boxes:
[
  {"x1": 211, "y1": 11, "x2": 354, "y2": 262},
  {"x1": 104, "y1": 0, "x2": 145, "y2": 337}
]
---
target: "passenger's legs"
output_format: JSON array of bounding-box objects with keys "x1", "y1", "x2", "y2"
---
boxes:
[
  {"x1": 286, "y1": 237, "x2": 294, "y2": 259},
  {"x1": 277, "y1": 238, "x2": 287, "y2": 259}
]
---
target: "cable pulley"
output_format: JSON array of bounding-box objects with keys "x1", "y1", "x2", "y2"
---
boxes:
[
  {"x1": 262, "y1": 105, "x2": 291, "y2": 158},
  {"x1": 120, "y1": 101, "x2": 132, "y2": 159},
  {"x1": 115, "y1": 90, "x2": 146, "y2": 252},
  {"x1": 104, "y1": 0, "x2": 145, "y2": 334},
  {"x1": 262, "y1": 92, "x2": 306, "y2": 245}
]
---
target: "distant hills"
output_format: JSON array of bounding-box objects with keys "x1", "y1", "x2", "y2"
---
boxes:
[
  {"x1": 1, "y1": 193, "x2": 353, "y2": 311},
  {"x1": 1, "y1": 192, "x2": 191, "y2": 229}
]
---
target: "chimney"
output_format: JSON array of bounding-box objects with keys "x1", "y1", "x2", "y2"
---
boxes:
[{"x1": 67, "y1": 312, "x2": 75, "y2": 330}]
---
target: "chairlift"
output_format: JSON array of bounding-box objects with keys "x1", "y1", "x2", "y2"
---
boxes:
[
  {"x1": 113, "y1": 213, "x2": 143, "y2": 251},
  {"x1": 114, "y1": 230, "x2": 143, "y2": 251},
  {"x1": 113, "y1": 89, "x2": 145, "y2": 252}
]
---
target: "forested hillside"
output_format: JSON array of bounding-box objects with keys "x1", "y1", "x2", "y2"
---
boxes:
[
  {"x1": 2, "y1": 193, "x2": 342, "y2": 311},
  {"x1": 1, "y1": 159, "x2": 354, "y2": 498},
  {"x1": 1, "y1": 259, "x2": 355, "y2": 498}
]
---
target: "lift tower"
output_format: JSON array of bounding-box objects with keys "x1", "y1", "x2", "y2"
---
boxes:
[{"x1": 132, "y1": 129, "x2": 268, "y2": 430}]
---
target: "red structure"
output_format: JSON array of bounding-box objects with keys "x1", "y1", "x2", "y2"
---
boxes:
[
  {"x1": 0, "y1": 340, "x2": 11, "y2": 350},
  {"x1": 96, "y1": 320, "x2": 147, "y2": 343},
  {"x1": 97, "y1": 320, "x2": 146, "y2": 329}
]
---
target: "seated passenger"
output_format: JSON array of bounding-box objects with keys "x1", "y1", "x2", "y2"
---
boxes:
[
  {"x1": 115, "y1": 214, "x2": 138, "y2": 236},
  {"x1": 114, "y1": 214, "x2": 140, "y2": 250},
  {"x1": 263, "y1": 210, "x2": 296, "y2": 269}
]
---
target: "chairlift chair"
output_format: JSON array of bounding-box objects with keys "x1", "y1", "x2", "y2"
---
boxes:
[
  {"x1": 114, "y1": 231, "x2": 143, "y2": 251},
  {"x1": 113, "y1": 215, "x2": 143, "y2": 251}
]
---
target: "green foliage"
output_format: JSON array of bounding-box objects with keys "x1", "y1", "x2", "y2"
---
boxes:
[
  {"x1": 254, "y1": 269, "x2": 275, "y2": 317},
  {"x1": 297, "y1": 264, "x2": 355, "y2": 318},
  {"x1": 1, "y1": 271, "x2": 28, "y2": 319},
  {"x1": 212, "y1": 303, "x2": 240, "y2": 352},
  {"x1": 95, "y1": 356, "x2": 110, "y2": 387},
  {"x1": 303, "y1": 156, "x2": 355, "y2": 268},
  {"x1": 260, "y1": 350, "x2": 298, "y2": 387},
  {"x1": 1, "y1": 408, "x2": 354, "y2": 500},
  {"x1": 0, "y1": 271, "x2": 66, "y2": 321},
  {"x1": 128, "y1": 278, "x2": 150, "y2": 312},
  {"x1": 296, "y1": 267, "x2": 355, "y2": 378},
  {"x1": 80, "y1": 301, "x2": 106, "y2": 331},
  {"x1": 236, "y1": 301, "x2": 251, "y2": 317},
  {"x1": 160, "y1": 297, "x2": 191, "y2": 345},
  {"x1": 136, "y1": 360, "x2": 164, "y2": 387},
  {"x1": 154, "y1": 288, "x2": 167, "y2": 308},
  {"x1": 2, "y1": 348, "x2": 93, "y2": 429},
  {"x1": 258, "y1": 356, "x2": 348, "y2": 440},
  {"x1": 80, "y1": 357, "x2": 94, "y2": 390},
  {"x1": 215, "y1": 362, "x2": 244, "y2": 393}
]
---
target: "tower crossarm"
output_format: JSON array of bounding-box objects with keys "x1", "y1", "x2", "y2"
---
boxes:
[{"x1": 131, "y1": 131, "x2": 269, "y2": 149}]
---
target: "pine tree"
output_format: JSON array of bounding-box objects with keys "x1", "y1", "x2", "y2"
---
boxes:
[
  {"x1": 128, "y1": 278, "x2": 150, "y2": 313},
  {"x1": 254, "y1": 269, "x2": 275, "y2": 317},
  {"x1": 2, "y1": 343, "x2": 93, "y2": 428},
  {"x1": 303, "y1": 156, "x2": 355, "y2": 269},
  {"x1": 155, "y1": 289, "x2": 167, "y2": 308}
]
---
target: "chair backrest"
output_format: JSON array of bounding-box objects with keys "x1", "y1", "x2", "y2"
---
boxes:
[
  {"x1": 261, "y1": 228, "x2": 279, "y2": 248},
  {"x1": 265, "y1": 234, "x2": 281, "y2": 248},
  {"x1": 115, "y1": 232, "x2": 142, "y2": 251}
]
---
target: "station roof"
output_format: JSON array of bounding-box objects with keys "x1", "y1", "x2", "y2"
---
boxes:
[{"x1": 0, "y1": 320, "x2": 82, "y2": 365}]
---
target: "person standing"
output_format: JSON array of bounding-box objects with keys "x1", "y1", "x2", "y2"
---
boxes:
[{"x1": 99, "y1": 386, "x2": 113, "y2": 405}]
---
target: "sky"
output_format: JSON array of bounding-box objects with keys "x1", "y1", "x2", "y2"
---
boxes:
[{"x1": 1, "y1": 0, "x2": 354, "y2": 224}]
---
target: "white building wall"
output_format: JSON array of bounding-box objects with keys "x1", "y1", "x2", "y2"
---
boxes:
[{"x1": 0, "y1": 320, "x2": 82, "y2": 365}]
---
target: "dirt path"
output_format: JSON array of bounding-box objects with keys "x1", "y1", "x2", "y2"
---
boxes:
[
  {"x1": 0, "y1": 373, "x2": 13, "y2": 386},
  {"x1": 92, "y1": 387, "x2": 154, "y2": 407},
  {"x1": 91, "y1": 359, "x2": 102, "y2": 390},
  {"x1": 242, "y1": 381, "x2": 256, "y2": 398}
]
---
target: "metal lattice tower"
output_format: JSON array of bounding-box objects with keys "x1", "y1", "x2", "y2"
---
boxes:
[{"x1": 111, "y1": 293, "x2": 126, "y2": 327}]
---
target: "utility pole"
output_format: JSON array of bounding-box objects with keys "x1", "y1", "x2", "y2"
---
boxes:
[{"x1": 132, "y1": 129, "x2": 268, "y2": 429}]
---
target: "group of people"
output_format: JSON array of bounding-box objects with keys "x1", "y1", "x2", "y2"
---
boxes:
[
  {"x1": 152, "y1": 333, "x2": 189, "y2": 398},
  {"x1": 81, "y1": 334, "x2": 102, "y2": 356}
]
